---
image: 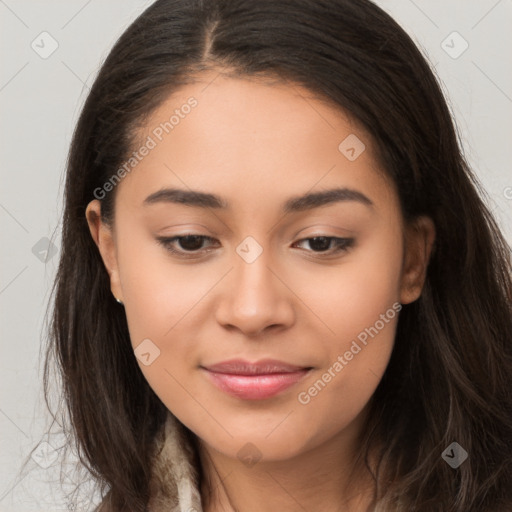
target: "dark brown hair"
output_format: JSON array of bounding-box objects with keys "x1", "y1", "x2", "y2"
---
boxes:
[{"x1": 19, "y1": 0, "x2": 512, "y2": 510}]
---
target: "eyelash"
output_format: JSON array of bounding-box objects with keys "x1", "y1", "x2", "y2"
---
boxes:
[{"x1": 155, "y1": 234, "x2": 354, "y2": 259}]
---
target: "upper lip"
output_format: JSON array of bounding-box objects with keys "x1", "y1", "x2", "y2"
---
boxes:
[{"x1": 202, "y1": 359, "x2": 311, "y2": 375}]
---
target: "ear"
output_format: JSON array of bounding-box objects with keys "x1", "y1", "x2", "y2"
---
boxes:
[
  {"x1": 85, "y1": 199, "x2": 123, "y2": 303},
  {"x1": 399, "y1": 215, "x2": 436, "y2": 305}
]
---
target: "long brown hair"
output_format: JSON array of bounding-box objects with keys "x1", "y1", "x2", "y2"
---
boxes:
[{"x1": 19, "y1": 0, "x2": 512, "y2": 510}]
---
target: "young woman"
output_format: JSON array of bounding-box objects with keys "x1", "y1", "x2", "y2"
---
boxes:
[{"x1": 41, "y1": 0, "x2": 512, "y2": 510}]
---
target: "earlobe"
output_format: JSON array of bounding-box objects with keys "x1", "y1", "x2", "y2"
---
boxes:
[
  {"x1": 399, "y1": 216, "x2": 436, "y2": 304},
  {"x1": 85, "y1": 200, "x2": 124, "y2": 303}
]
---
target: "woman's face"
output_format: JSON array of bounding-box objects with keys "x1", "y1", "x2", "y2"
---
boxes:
[{"x1": 87, "y1": 71, "x2": 434, "y2": 464}]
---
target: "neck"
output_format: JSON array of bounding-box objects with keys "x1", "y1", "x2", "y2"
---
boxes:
[{"x1": 195, "y1": 410, "x2": 377, "y2": 512}]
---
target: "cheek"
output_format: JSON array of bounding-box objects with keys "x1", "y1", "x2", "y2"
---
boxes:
[
  {"x1": 114, "y1": 232, "x2": 219, "y2": 410},
  {"x1": 297, "y1": 223, "x2": 403, "y2": 343},
  {"x1": 294, "y1": 306, "x2": 399, "y2": 450},
  {"x1": 116, "y1": 227, "x2": 204, "y2": 341},
  {"x1": 292, "y1": 226, "x2": 402, "y2": 421}
]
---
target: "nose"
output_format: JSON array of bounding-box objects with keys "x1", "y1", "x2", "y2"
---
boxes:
[{"x1": 215, "y1": 246, "x2": 296, "y2": 338}]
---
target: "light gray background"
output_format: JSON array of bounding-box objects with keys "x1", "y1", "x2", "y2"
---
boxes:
[{"x1": 1, "y1": 1, "x2": 511, "y2": 510}]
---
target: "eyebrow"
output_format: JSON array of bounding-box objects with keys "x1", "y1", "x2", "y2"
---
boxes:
[{"x1": 143, "y1": 186, "x2": 374, "y2": 213}]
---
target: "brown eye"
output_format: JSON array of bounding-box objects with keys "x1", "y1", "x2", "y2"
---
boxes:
[
  {"x1": 156, "y1": 234, "x2": 218, "y2": 258},
  {"x1": 155, "y1": 234, "x2": 354, "y2": 260},
  {"x1": 293, "y1": 236, "x2": 354, "y2": 254}
]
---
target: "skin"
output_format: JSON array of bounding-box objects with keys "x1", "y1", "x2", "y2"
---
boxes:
[{"x1": 86, "y1": 70, "x2": 435, "y2": 512}]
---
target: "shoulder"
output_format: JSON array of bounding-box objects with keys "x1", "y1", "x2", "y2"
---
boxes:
[{"x1": 95, "y1": 498, "x2": 113, "y2": 512}]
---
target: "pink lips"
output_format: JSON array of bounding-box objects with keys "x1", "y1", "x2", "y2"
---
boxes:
[{"x1": 201, "y1": 359, "x2": 312, "y2": 400}]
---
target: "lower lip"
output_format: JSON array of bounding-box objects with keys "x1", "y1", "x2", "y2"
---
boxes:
[{"x1": 202, "y1": 368, "x2": 311, "y2": 400}]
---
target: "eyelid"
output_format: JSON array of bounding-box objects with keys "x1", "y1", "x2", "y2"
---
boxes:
[
  {"x1": 155, "y1": 233, "x2": 355, "y2": 259},
  {"x1": 155, "y1": 234, "x2": 218, "y2": 257}
]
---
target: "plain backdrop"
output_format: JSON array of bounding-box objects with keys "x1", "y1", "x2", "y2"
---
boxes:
[{"x1": 1, "y1": 1, "x2": 511, "y2": 510}]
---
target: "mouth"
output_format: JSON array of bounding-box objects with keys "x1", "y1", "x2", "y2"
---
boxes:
[{"x1": 200, "y1": 359, "x2": 313, "y2": 400}]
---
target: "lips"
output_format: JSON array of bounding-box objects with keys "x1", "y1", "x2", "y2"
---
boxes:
[
  {"x1": 204, "y1": 358, "x2": 309, "y2": 375},
  {"x1": 201, "y1": 359, "x2": 312, "y2": 400}
]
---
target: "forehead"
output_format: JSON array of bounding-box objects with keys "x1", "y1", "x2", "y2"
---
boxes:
[{"x1": 115, "y1": 72, "x2": 396, "y2": 216}]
